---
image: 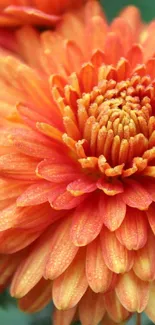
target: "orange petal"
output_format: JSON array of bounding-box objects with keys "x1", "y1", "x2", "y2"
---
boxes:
[
  {"x1": 53, "y1": 306, "x2": 77, "y2": 325},
  {"x1": 51, "y1": 189, "x2": 87, "y2": 210},
  {"x1": 100, "y1": 226, "x2": 134, "y2": 274},
  {"x1": 18, "y1": 278, "x2": 52, "y2": 313},
  {"x1": 116, "y1": 270, "x2": 150, "y2": 312},
  {"x1": 97, "y1": 178, "x2": 124, "y2": 196},
  {"x1": 45, "y1": 216, "x2": 78, "y2": 280},
  {"x1": 0, "y1": 228, "x2": 41, "y2": 254},
  {"x1": 91, "y1": 50, "x2": 106, "y2": 69},
  {"x1": 116, "y1": 58, "x2": 130, "y2": 81},
  {"x1": 146, "y1": 58, "x2": 155, "y2": 79},
  {"x1": 10, "y1": 224, "x2": 56, "y2": 298},
  {"x1": 67, "y1": 176, "x2": 97, "y2": 196},
  {"x1": 36, "y1": 160, "x2": 81, "y2": 183},
  {"x1": 101, "y1": 313, "x2": 126, "y2": 325},
  {"x1": 0, "y1": 153, "x2": 39, "y2": 180},
  {"x1": 99, "y1": 193, "x2": 126, "y2": 231},
  {"x1": 133, "y1": 231, "x2": 155, "y2": 281},
  {"x1": 65, "y1": 40, "x2": 84, "y2": 72},
  {"x1": 120, "y1": 6, "x2": 141, "y2": 34},
  {"x1": 104, "y1": 33, "x2": 124, "y2": 65},
  {"x1": 116, "y1": 207, "x2": 148, "y2": 250},
  {"x1": 142, "y1": 166, "x2": 155, "y2": 177},
  {"x1": 86, "y1": 237, "x2": 117, "y2": 293},
  {"x1": 86, "y1": 15, "x2": 107, "y2": 53},
  {"x1": 0, "y1": 253, "x2": 22, "y2": 288},
  {"x1": 71, "y1": 195, "x2": 103, "y2": 246},
  {"x1": 79, "y1": 63, "x2": 96, "y2": 93},
  {"x1": 0, "y1": 202, "x2": 54, "y2": 231},
  {"x1": 110, "y1": 18, "x2": 133, "y2": 53},
  {"x1": 52, "y1": 249, "x2": 88, "y2": 310},
  {"x1": 79, "y1": 288, "x2": 105, "y2": 325},
  {"x1": 147, "y1": 203, "x2": 155, "y2": 234},
  {"x1": 17, "y1": 181, "x2": 58, "y2": 206},
  {"x1": 4, "y1": 6, "x2": 60, "y2": 27},
  {"x1": 104, "y1": 291, "x2": 130, "y2": 323},
  {"x1": 0, "y1": 177, "x2": 29, "y2": 200},
  {"x1": 142, "y1": 22, "x2": 155, "y2": 60},
  {"x1": 36, "y1": 122, "x2": 63, "y2": 143},
  {"x1": 9, "y1": 127, "x2": 55, "y2": 159},
  {"x1": 145, "y1": 282, "x2": 155, "y2": 322},
  {"x1": 122, "y1": 179, "x2": 152, "y2": 210},
  {"x1": 17, "y1": 103, "x2": 50, "y2": 130},
  {"x1": 127, "y1": 44, "x2": 143, "y2": 69}
]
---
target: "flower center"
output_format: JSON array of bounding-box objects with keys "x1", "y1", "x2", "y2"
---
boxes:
[{"x1": 52, "y1": 63, "x2": 155, "y2": 178}]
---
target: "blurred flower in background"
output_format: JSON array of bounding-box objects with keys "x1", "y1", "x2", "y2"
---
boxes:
[
  {"x1": 0, "y1": 0, "x2": 86, "y2": 27},
  {"x1": 0, "y1": 1, "x2": 155, "y2": 325}
]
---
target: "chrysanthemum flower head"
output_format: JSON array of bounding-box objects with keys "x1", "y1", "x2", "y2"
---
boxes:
[
  {"x1": 0, "y1": 0, "x2": 86, "y2": 27},
  {"x1": 0, "y1": 1, "x2": 155, "y2": 324}
]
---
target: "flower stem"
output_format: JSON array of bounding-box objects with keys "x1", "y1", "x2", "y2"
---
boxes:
[{"x1": 136, "y1": 313, "x2": 141, "y2": 325}]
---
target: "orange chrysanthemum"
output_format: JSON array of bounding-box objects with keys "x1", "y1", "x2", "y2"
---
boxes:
[
  {"x1": 0, "y1": 0, "x2": 85, "y2": 27},
  {"x1": 0, "y1": 1, "x2": 155, "y2": 324}
]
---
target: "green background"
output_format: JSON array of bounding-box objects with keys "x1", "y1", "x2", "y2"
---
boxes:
[{"x1": 0, "y1": 0, "x2": 155, "y2": 324}]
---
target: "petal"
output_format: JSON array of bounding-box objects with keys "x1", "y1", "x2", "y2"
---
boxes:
[
  {"x1": 18, "y1": 278, "x2": 52, "y2": 313},
  {"x1": 142, "y1": 179, "x2": 155, "y2": 201},
  {"x1": 45, "y1": 216, "x2": 78, "y2": 280},
  {"x1": 104, "y1": 291, "x2": 130, "y2": 323},
  {"x1": 120, "y1": 6, "x2": 141, "y2": 34},
  {"x1": 9, "y1": 127, "x2": 55, "y2": 159},
  {"x1": 116, "y1": 58, "x2": 130, "y2": 81},
  {"x1": 0, "y1": 153, "x2": 39, "y2": 180},
  {"x1": 133, "y1": 232, "x2": 155, "y2": 281},
  {"x1": 142, "y1": 167, "x2": 155, "y2": 177},
  {"x1": 101, "y1": 313, "x2": 125, "y2": 325},
  {"x1": 0, "y1": 177, "x2": 30, "y2": 200},
  {"x1": 79, "y1": 288, "x2": 105, "y2": 325},
  {"x1": 104, "y1": 33, "x2": 124, "y2": 65},
  {"x1": 79, "y1": 63, "x2": 96, "y2": 93},
  {"x1": 91, "y1": 50, "x2": 106, "y2": 69},
  {"x1": 86, "y1": 15, "x2": 107, "y2": 53},
  {"x1": 97, "y1": 178, "x2": 124, "y2": 196},
  {"x1": 110, "y1": 18, "x2": 133, "y2": 53},
  {"x1": 100, "y1": 226, "x2": 134, "y2": 274},
  {"x1": 142, "y1": 22, "x2": 155, "y2": 60},
  {"x1": 122, "y1": 179, "x2": 152, "y2": 210},
  {"x1": 86, "y1": 237, "x2": 117, "y2": 293},
  {"x1": 17, "y1": 103, "x2": 50, "y2": 130},
  {"x1": 36, "y1": 122, "x2": 63, "y2": 143},
  {"x1": 145, "y1": 282, "x2": 155, "y2": 322},
  {"x1": 0, "y1": 253, "x2": 22, "y2": 289},
  {"x1": 116, "y1": 207, "x2": 148, "y2": 250},
  {"x1": 10, "y1": 225, "x2": 56, "y2": 298},
  {"x1": 65, "y1": 40, "x2": 84, "y2": 72},
  {"x1": 0, "y1": 228, "x2": 41, "y2": 254},
  {"x1": 146, "y1": 58, "x2": 155, "y2": 79},
  {"x1": 99, "y1": 193, "x2": 126, "y2": 231},
  {"x1": 146, "y1": 203, "x2": 155, "y2": 235},
  {"x1": 71, "y1": 195, "x2": 103, "y2": 246},
  {"x1": 67, "y1": 176, "x2": 97, "y2": 196},
  {"x1": 53, "y1": 307, "x2": 77, "y2": 325},
  {"x1": 116, "y1": 270, "x2": 150, "y2": 312},
  {"x1": 51, "y1": 190, "x2": 87, "y2": 210},
  {"x1": 17, "y1": 181, "x2": 58, "y2": 206},
  {"x1": 36, "y1": 160, "x2": 81, "y2": 183},
  {"x1": 52, "y1": 249, "x2": 88, "y2": 310},
  {"x1": 4, "y1": 6, "x2": 60, "y2": 27},
  {"x1": 126, "y1": 44, "x2": 143, "y2": 69},
  {"x1": 0, "y1": 202, "x2": 54, "y2": 231}
]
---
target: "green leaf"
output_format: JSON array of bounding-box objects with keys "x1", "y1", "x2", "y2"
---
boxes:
[{"x1": 100, "y1": 0, "x2": 155, "y2": 22}]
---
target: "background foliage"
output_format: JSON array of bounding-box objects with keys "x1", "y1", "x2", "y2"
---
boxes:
[{"x1": 0, "y1": 0, "x2": 155, "y2": 324}]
